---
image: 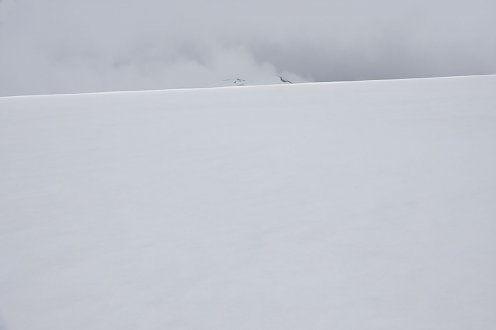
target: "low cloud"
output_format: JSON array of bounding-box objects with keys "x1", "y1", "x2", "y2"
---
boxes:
[{"x1": 0, "y1": 0, "x2": 495, "y2": 96}]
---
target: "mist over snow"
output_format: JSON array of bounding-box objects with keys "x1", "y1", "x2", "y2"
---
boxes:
[
  {"x1": 1, "y1": 0, "x2": 496, "y2": 328},
  {"x1": 1, "y1": 0, "x2": 496, "y2": 96}
]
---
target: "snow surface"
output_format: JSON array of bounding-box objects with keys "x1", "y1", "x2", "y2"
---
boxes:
[{"x1": 1, "y1": 75, "x2": 496, "y2": 330}]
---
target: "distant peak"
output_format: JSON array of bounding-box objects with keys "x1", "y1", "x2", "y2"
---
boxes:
[
  {"x1": 221, "y1": 78, "x2": 247, "y2": 86},
  {"x1": 213, "y1": 75, "x2": 294, "y2": 87},
  {"x1": 278, "y1": 76, "x2": 293, "y2": 84}
]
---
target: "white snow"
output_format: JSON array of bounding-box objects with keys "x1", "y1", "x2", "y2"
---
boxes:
[{"x1": 1, "y1": 75, "x2": 496, "y2": 330}]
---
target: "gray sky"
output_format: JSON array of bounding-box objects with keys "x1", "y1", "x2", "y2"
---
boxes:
[{"x1": 0, "y1": 0, "x2": 495, "y2": 96}]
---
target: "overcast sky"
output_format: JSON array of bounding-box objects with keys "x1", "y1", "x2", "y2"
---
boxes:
[{"x1": 0, "y1": 0, "x2": 495, "y2": 96}]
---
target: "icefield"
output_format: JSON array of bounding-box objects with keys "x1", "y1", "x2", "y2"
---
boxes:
[{"x1": 1, "y1": 75, "x2": 496, "y2": 329}]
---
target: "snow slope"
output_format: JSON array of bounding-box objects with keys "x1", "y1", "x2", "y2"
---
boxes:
[{"x1": 1, "y1": 75, "x2": 496, "y2": 330}]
